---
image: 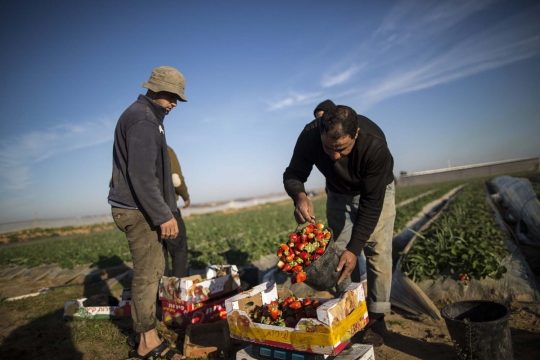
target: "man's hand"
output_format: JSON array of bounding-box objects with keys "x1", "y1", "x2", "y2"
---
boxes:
[
  {"x1": 294, "y1": 193, "x2": 315, "y2": 224},
  {"x1": 183, "y1": 199, "x2": 191, "y2": 208},
  {"x1": 160, "y1": 217, "x2": 179, "y2": 240},
  {"x1": 336, "y1": 250, "x2": 357, "y2": 285}
]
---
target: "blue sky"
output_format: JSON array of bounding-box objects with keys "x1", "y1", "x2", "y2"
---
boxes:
[{"x1": 1, "y1": 0, "x2": 539, "y2": 224}]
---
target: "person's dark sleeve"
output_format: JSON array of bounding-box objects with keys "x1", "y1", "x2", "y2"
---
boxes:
[
  {"x1": 283, "y1": 131, "x2": 315, "y2": 201},
  {"x1": 347, "y1": 143, "x2": 393, "y2": 255},
  {"x1": 127, "y1": 121, "x2": 173, "y2": 226}
]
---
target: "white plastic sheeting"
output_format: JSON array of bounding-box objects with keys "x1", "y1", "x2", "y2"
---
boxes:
[{"x1": 489, "y1": 175, "x2": 540, "y2": 247}]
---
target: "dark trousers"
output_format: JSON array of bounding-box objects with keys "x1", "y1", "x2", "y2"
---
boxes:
[{"x1": 162, "y1": 209, "x2": 189, "y2": 278}]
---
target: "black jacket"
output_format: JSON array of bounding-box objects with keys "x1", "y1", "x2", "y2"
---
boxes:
[
  {"x1": 108, "y1": 95, "x2": 177, "y2": 226},
  {"x1": 283, "y1": 115, "x2": 394, "y2": 255}
]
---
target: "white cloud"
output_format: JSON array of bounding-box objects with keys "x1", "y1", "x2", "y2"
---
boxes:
[
  {"x1": 0, "y1": 118, "x2": 115, "y2": 191},
  {"x1": 321, "y1": 66, "x2": 361, "y2": 88},
  {"x1": 267, "y1": 91, "x2": 323, "y2": 111},
  {"x1": 356, "y1": 7, "x2": 540, "y2": 110}
]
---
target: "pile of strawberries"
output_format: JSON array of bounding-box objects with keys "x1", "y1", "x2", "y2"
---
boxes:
[
  {"x1": 249, "y1": 295, "x2": 323, "y2": 327},
  {"x1": 276, "y1": 223, "x2": 332, "y2": 284}
]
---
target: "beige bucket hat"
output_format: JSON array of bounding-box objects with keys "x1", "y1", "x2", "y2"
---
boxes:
[{"x1": 142, "y1": 66, "x2": 187, "y2": 102}]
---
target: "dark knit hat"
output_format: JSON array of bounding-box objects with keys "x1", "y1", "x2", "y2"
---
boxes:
[{"x1": 313, "y1": 99, "x2": 336, "y2": 117}]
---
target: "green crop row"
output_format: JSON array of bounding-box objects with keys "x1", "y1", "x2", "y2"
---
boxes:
[
  {"x1": 394, "y1": 182, "x2": 464, "y2": 233},
  {"x1": 401, "y1": 181, "x2": 509, "y2": 282},
  {"x1": 0, "y1": 180, "x2": 485, "y2": 270}
]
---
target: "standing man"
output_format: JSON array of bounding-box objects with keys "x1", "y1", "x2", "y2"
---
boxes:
[
  {"x1": 108, "y1": 66, "x2": 187, "y2": 359},
  {"x1": 164, "y1": 145, "x2": 190, "y2": 278},
  {"x1": 283, "y1": 105, "x2": 395, "y2": 347}
]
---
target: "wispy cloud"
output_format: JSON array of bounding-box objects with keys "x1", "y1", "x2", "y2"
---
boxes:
[
  {"x1": 356, "y1": 3, "x2": 540, "y2": 110},
  {"x1": 321, "y1": 65, "x2": 361, "y2": 88},
  {"x1": 0, "y1": 118, "x2": 115, "y2": 191},
  {"x1": 267, "y1": 0, "x2": 539, "y2": 114},
  {"x1": 267, "y1": 91, "x2": 323, "y2": 111}
]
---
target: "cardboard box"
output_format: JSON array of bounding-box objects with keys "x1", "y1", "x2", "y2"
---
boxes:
[
  {"x1": 184, "y1": 320, "x2": 232, "y2": 358},
  {"x1": 225, "y1": 282, "x2": 369, "y2": 356},
  {"x1": 162, "y1": 289, "x2": 242, "y2": 329},
  {"x1": 159, "y1": 264, "x2": 241, "y2": 303},
  {"x1": 63, "y1": 298, "x2": 131, "y2": 320}
]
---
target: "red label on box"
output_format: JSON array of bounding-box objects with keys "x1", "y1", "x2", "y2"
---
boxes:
[{"x1": 162, "y1": 297, "x2": 228, "y2": 329}]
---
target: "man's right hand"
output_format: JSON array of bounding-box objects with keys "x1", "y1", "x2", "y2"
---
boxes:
[
  {"x1": 160, "y1": 217, "x2": 179, "y2": 240},
  {"x1": 294, "y1": 193, "x2": 315, "y2": 224}
]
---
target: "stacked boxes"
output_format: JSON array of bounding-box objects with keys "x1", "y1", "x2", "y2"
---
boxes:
[
  {"x1": 159, "y1": 265, "x2": 242, "y2": 329},
  {"x1": 225, "y1": 281, "x2": 369, "y2": 356}
]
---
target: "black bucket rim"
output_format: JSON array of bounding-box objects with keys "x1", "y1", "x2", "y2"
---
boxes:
[{"x1": 440, "y1": 300, "x2": 510, "y2": 326}]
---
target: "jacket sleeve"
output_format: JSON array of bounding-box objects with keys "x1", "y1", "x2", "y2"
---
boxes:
[
  {"x1": 346, "y1": 143, "x2": 393, "y2": 255},
  {"x1": 283, "y1": 130, "x2": 315, "y2": 202},
  {"x1": 126, "y1": 121, "x2": 173, "y2": 226},
  {"x1": 167, "y1": 146, "x2": 189, "y2": 201}
]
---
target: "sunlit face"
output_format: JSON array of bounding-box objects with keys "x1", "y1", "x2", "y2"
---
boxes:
[
  {"x1": 153, "y1": 92, "x2": 179, "y2": 115},
  {"x1": 321, "y1": 128, "x2": 359, "y2": 161},
  {"x1": 315, "y1": 110, "x2": 324, "y2": 118}
]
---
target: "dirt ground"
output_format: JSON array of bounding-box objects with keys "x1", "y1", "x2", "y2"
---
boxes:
[{"x1": 1, "y1": 266, "x2": 539, "y2": 360}]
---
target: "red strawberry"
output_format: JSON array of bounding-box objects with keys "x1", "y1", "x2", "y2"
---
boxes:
[
  {"x1": 315, "y1": 248, "x2": 325, "y2": 255},
  {"x1": 296, "y1": 271, "x2": 307, "y2": 283},
  {"x1": 304, "y1": 225, "x2": 314, "y2": 234},
  {"x1": 289, "y1": 233, "x2": 298, "y2": 242},
  {"x1": 315, "y1": 223, "x2": 324, "y2": 230},
  {"x1": 295, "y1": 242, "x2": 305, "y2": 251},
  {"x1": 292, "y1": 265, "x2": 303, "y2": 273},
  {"x1": 268, "y1": 301, "x2": 281, "y2": 320},
  {"x1": 283, "y1": 263, "x2": 292, "y2": 272},
  {"x1": 289, "y1": 300, "x2": 302, "y2": 310}
]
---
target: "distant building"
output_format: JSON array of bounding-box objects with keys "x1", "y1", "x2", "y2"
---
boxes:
[{"x1": 398, "y1": 157, "x2": 540, "y2": 186}]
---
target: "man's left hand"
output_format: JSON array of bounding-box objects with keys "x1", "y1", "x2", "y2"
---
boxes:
[
  {"x1": 183, "y1": 199, "x2": 191, "y2": 208},
  {"x1": 336, "y1": 250, "x2": 357, "y2": 285}
]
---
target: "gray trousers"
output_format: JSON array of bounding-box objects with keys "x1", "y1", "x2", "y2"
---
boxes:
[
  {"x1": 326, "y1": 182, "x2": 396, "y2": 314},
  {"x1": 112, "y1": 207, "x2": 165, "y2": 333}
]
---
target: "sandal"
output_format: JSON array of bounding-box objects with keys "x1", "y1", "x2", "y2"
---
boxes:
[
  {"x1": 128, "y1": 340, "x2": 184, "y2": 359},
  {"x1": 127, "y1": 333, "x2": 168, "y2": 349}
]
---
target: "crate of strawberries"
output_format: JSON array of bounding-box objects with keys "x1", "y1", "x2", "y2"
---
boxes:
[
  {"x1": 276, "y1": 223, "x2": 342, "y2": 291},
  {"x1": 225, "y1": 281, "x2": 369, "y2": 355}
]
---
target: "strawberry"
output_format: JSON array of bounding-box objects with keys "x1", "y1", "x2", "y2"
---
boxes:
[
  {"x1": 283, "y1": 263, "x2": 292, "y2": 272},
  {"x1": 325, "y1": 231, "x2": 332, "y2": 239},
  {"x1": 295, "y1": 242, "x2": 305, "y2": 251},
  {"x1": 286, "y1": 253, "x2": 295, "y2": 262},
  {"x1": 315, "y1": 223, "x2": 324, "y2": 230},
  {"x1": 277, "y1": 260, "x2": 285, "y2": 269},
  {"x1": 282, "y1": 296, "x2": 296, "y2": 308},
  {"x1": 280, "y1": 244, "x2": 289, "y2": 251},
  {"x1": 302, "y1": 298, "x2": 312, "y2": 306},
  {"x1": 289, "y1": 233, "x2": 298, "y2": 242},
  {"x1": 304, "y1": 224, "x2": 314, "y2": 234},
  {"x1": 292, "y1": 265, "x2": 303, "y2": 273},
  {"x1": 315, "y1": 232, "x2": 324, "y2": 241},
  {"x1": 312, "y1": 300, "x2": 322, "y2": 308},
  {"x1": 277, "y1": 249, "x2": 283, "y2": 257},
  {"x1": 300, "y1": 234, "x2": 308, "y2": 243},
  {"x1": 315, "y1": 248, "x2": 325, "y2": 255},
  {"x1": 289, "y1": 300, "x2": 302, "y2": 310},
  {"x1": 268, "y1": 301, "x2": 281, "y2": 320},
  {"x1": 296, "y1": 271, "x2": 307, "y2": 283}
]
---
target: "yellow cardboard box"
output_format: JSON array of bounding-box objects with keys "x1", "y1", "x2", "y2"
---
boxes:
[{"x1": 225, "y1": 282, "x2": 369, "y2": 356}]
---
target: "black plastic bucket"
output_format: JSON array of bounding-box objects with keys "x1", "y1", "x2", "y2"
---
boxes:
[
  {"x1": 302, "y1": 235, "x2": 343, "y2": 291},
  {"x1": 441, "y1": 300, "x2": 513, "y2": 360}
]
